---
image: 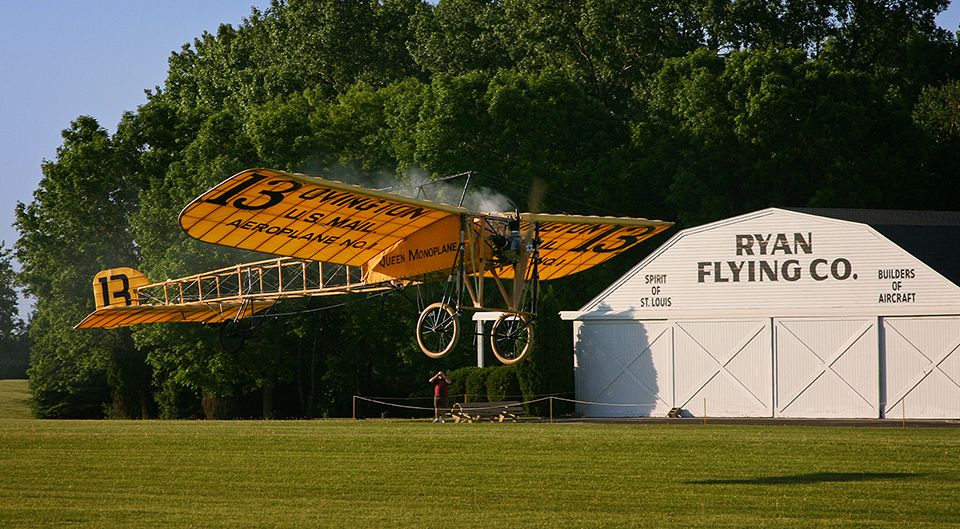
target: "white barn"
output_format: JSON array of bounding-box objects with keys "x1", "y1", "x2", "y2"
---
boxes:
[{"x1": 561, "y1": 208, "x2": 960, "y2": 419}]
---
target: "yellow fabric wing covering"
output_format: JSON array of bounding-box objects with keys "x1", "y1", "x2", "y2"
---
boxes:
[
  {"x1": 75, "y1": 301, "x2": 275, "y2": 329},
  {"x1": 179, "y1": 168, "x2": 465, "y2": 270},
  {"x1": 498, "y1": 213, "x2": 673, "y2": 280}
]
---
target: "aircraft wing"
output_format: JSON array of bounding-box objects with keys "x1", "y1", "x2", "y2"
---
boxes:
[
  {"x1": 505, "y1": 213, "x2": 673, "y2": 280},
  {"x1": 179, "y1": 168, "x2": 465, "y2": 267}
]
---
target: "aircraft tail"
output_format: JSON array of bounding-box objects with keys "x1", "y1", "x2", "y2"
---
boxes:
[{"x1": 92, "y1": 267, "x2": 151, "y2": 309}]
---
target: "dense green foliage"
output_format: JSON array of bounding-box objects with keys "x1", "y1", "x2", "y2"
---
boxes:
[
  {"x1": 0, "y1": 246, "x2": 29, "y2": 379},
  {"x1": 464, "y1": 364, "x2": 492, "y2": 400},
  {"x1": 485, "y1": 365, "x2": 521, "y2": 400},
  {"x1": 13, "y1": 0, "x2": 960, "y2": 417},
  {"x1": 1, "y1": 420, "x2": 959, "y2": 528},
  {"x1": 446, "y1": 365, "x2": 480, "y2": 399}
]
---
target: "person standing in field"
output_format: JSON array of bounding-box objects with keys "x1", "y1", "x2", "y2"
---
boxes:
[{"x1": 430, "y1": 371, "x2": 451, "y2": 423}]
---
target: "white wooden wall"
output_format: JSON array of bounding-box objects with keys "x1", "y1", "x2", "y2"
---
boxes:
[
  {"x1": 573, "y1": 321, "x2": 673, "y2": 417},
  {"x1": 573, "y1": 316, "x2": 959, "y2": 418},
  {"x1": 673, "y1": 319, "x2": 772, "y2": 417},
  {"x1": 882, "y1": 316, "x2": 960, "y2": 418},
  {"x1": 773, "y1": 318, "x2": 878, "y2": 418}
]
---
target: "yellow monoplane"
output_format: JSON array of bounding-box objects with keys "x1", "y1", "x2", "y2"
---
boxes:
[{"x1": 77, "y1": 168, "x2": 672, "y2": 364}]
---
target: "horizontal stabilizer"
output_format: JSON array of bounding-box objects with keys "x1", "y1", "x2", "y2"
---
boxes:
[
  {"x1": 76, "y1": 258, "x2": 398, "y2": 329},
  {"x1": 75, "y1": 301, "x2": 275, "y2": 329}
]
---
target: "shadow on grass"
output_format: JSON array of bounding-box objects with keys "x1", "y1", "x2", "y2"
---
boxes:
[{"x1": 688, "y1": 472, "x2": 921, "y2": 485}]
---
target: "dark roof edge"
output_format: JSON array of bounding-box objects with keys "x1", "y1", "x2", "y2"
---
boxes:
[{"x1": 785, "y1": 207, "x2": 960, "y2": 226}]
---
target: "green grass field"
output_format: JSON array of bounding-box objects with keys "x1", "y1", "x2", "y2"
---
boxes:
[
  {"x1": 0, "y1": 418, "x2": 958, "y2": 528},
  {"x1": 0, "y1": 380, "x2": 31, "y2": 419}
]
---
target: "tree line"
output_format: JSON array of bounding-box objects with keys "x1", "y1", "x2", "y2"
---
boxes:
[{"x1": 9, "y1": 0, "x2": 960, "y2": 418}]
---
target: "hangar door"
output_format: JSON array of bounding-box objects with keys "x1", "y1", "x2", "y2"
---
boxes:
[
  {"x1": 774, "y1": 318, "x2": 879, "y2": 418},
  {"x1": 883, "y1": 317, "x2": 960, "y2": 419},
  {"x1": 673, "y1": 320, "x2": 772, "y2": 417},
  {"x1": 574, "y1": 321, "x2": 673, "y2": 417}
]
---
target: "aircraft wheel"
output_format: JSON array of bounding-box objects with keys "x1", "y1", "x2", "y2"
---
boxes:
[
  {"x1": 416, "y1": 302, "x2": 460, "y2": 358},
  {"x1": 490, "y1": 313, "x2": 533, "y2": 365},
  {"x1": 219, "y1": 319, "x2": 252, "y2": 353}
]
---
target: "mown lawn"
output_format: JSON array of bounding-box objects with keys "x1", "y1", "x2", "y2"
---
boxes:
[
  {"x1": 0, "y1": 380, "x2": 30, "y2": 419},
  {"x1": 0, "y1": 419, "x2": 957, "y2": 528},
  {"x1": 0, "y1": 420, "x2": 960, "y2": 529}
]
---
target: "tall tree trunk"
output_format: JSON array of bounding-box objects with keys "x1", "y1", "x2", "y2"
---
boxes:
[{"x1": 262, "y1": 382, "x2": 274, "y2": 419}]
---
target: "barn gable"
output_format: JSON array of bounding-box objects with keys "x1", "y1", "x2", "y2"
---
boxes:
[{"x1": 575, "y1": 208, "x2": 960, "y2": 319}]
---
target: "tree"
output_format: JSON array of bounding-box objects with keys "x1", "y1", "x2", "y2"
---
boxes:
[
  {"x1": 633, "y1": 46, "x2": 943, "y2": 226},
  {"x1": 914, "y1": 80, "x2": 960, "y2": 144},
  {"x1": 518, "y1": 285, "x2": 574, "y2": 415},
  {"x1": 500, "y1": 0, "x2": 704, "y2": 111},
  {"x1": 910, "y1": 80, "x2": 960, "y2": 210},
  {"x1": 0, "y1": 244, "x2": 29, "y2": 379},
  {"x1": 413, "y1": 68, "x2": 634, "y2": 214},
  {"x1": 15, "y1": 116, "x2": 150, "y2": 417},
  {"x1": 410, "y1": 0, "x2": 512, "y2": 75}
]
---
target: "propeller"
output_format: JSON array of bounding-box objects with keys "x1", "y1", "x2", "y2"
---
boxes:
[
  {"x1": 527, "y1": 177, "x2": 546, "y2": 215},
  {"x1": 511, "y1": 178, "x2": 547, "y2": 311}
]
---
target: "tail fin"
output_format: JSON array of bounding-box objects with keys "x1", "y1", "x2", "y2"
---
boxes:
[{"x1": 92, "y1": 267, "x2": 151, "y2": 309}]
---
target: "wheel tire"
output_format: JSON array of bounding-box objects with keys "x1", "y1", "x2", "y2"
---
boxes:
[
  {"x1": 219, "y1": 319, "x2": 251, "y2": 353},
  {"x1": 490, "y1": 312, "x2": 532, "y2": 365},
  {"x1": 416, "y1": 302, "x2": 460, "y2": 358}
]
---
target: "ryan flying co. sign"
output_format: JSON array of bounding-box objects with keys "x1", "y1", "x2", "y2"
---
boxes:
[{"x1": 696, "y1": 232, "x2": 917, "y2": 303}]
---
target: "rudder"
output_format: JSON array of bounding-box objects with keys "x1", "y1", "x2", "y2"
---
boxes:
[{"x1": 92, "y1": 267, "x2": 150, "y2": 309}]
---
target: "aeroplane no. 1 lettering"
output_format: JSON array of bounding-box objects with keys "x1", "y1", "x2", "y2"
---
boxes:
[{"x1": 226, "y1": 218, "x2": 340, "y2": 244}]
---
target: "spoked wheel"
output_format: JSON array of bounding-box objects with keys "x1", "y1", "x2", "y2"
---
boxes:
[
  {"x1": 490, "y1": 312, "x2": 533, "y2": 365},
  {"x1": 219, "y1": 318, "x2": 254, "y2": 354},
  {"x1": 416, "y1": 302, "x2": 460, "y2": 358}
]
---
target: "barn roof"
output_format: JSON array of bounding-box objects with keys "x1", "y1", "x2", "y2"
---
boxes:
[{"x1": 788, "y1": 208, "x2": 960, "y2": 286}]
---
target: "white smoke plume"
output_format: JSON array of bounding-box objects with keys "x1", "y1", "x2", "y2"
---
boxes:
[{"x1": 315, "y1": 165, "x2": 517, "y2": 214}]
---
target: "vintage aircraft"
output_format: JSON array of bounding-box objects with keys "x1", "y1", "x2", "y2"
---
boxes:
[{"x1": 77, "y1": 168, "x2": 672, "y2": 364}]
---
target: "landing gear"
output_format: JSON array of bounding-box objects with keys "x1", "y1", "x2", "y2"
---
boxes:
[
  {"x1": 490, "y1": 312, "x2": 533, "y2": 365},
  {"x1": 416, "y1": 214, "x2": 538, "y2": 364},
  {"x1": 219, "y1": 318, "x2": 254, "y2": 353},
  {"x1": 416, "y1": 302, "x2": 460, "y2": 358}
]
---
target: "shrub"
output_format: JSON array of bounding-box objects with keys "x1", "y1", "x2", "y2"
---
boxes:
[
  {"x1": 464, "y1": 367, "x2": 491, "y2": 402},
  {"x1": 447, "y1": 366, "x2": 480, "y2": 401},
  {"x1": 486, "y1": 365, "x2": 520, "y2": 401},
  {"x1": 153, "y1": 378, "x2": 203, "y2": 419}
]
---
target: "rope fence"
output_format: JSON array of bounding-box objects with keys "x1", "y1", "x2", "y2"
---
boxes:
[
  {"x1": 352, "y1": 394, "x2": 901, "y2": 423},
  {"x1": 351, "y1": 394, "x2": 559, "y2": 420},
  {"x1": 352, "y1": 394, "x2": 679, "y2": 422}
]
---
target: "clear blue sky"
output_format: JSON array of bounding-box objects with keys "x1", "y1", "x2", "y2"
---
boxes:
[
  {"x1": 0, "y1": 1, "x2": 270, "y2": 250},
  {"x1": 1, "y1": 1, "x2": 959, "y2": 318},
  {"x1": 1, "y1": 1, "x2": 269, "y2": 316}
]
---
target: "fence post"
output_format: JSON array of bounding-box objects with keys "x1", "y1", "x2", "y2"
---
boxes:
[
  {"x1": 549, "y1": 396, "x2": 554, "y2": 423},
  {"x1": 353, "y1": 395, "x2": 357, "y2": 420}
]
